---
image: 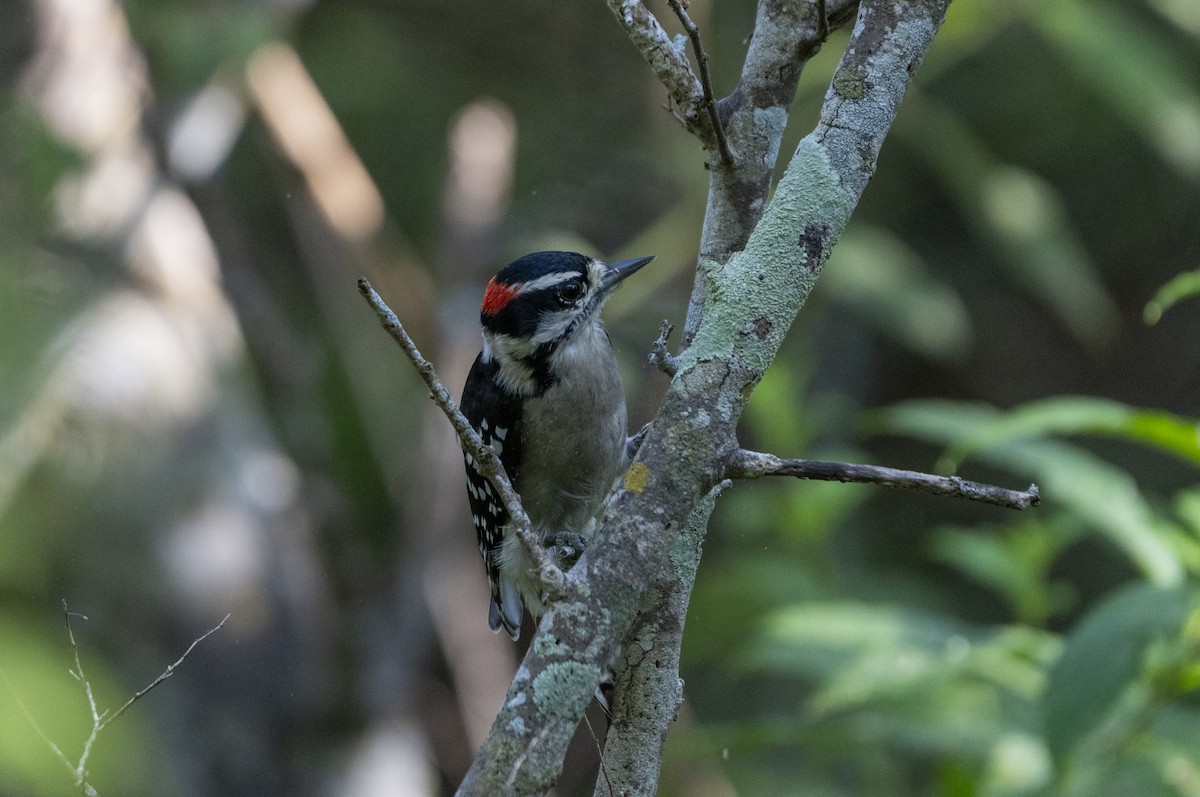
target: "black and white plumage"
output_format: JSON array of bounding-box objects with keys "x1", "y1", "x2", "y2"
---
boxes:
[
  {"x1": 459, "y1": 354, "x2": 525, "y2": 635},
  {"x1": 460, "y1": 251, "x2": 653, "y2": 639}
]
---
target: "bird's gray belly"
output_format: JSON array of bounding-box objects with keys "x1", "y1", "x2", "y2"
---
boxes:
[{"x1": 517, "y1": 375, "x2": 625, "y2": 533}]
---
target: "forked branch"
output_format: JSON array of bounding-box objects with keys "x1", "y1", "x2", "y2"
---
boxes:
[
  {"x1": 7, "y1": 603, "x2": 228, "y2": 796},
  {"x1": 666, "y1": 0, "x2": 734, "y2": 166},
  {"x1": 456, "y1": 2, "x2": 959, "y2": 794},
  {"x1": 606, "y1": 1, "x2": 729, "y2": 158}
]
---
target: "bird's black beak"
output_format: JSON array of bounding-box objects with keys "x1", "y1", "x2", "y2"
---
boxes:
[{"x1": 600, "y1": 255, "x2": 655, "y2": 293}]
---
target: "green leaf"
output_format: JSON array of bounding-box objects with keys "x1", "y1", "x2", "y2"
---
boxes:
[
  {"x1": 1031, "y1": 0, "x2": 1200, "y2": 180},
  {"x1": 1176, "y1": 489, "x2": 1200, "y2": 537},
  {"x1": 821, "y1": 224, "x2": 973, "y2": 362},
  {"x1": 875, "y1": 400, "x2": 1187, "y2": 586},
  {"x1": 748, "y1": 601, "x2": 963, "y2": 680},
  {"x1": 1042, "y1": 583, "x2": 1196, "y2": 760},
  {"x1": 1147, "y1": 0, "x2": 1200, "y2": 41},
  {"x1": 1145, "y1": 268, "x2": 1200, "y2": 324},
  {"x1": 930, "y1": 521, "x2": 1069, "y2": 625},
  {"x1": 938, "y1": 396, "x2": 1200, "y2": 471},
  {"x1": 895, "y1": 93, "x2": 1121, "y2": 346}
]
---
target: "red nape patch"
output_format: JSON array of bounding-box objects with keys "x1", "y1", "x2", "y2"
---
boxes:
[{"x1": 481, "y1": 278, "x2": 520, "y2": 316}]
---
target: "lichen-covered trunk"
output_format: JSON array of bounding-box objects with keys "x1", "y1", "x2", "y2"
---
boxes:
[{"x1": 456, "y1": 2, "x2": 953, "y2": 795}]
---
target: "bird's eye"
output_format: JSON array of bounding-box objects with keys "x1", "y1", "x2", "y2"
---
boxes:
[{"x1": 556, "y1": 279, "x2": 585, "y2": 305}]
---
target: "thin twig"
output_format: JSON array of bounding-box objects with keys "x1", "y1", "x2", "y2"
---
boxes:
[
  {"x1": 723, "y1": 449, "x2": 1040, "y2": 510},
  {"x1": 356, "y1": 277, "x2": 564, "y2": 595},
  {"x1": 57, "y1": 602, "x2": 229, "y2": 795},
  {"x1": 662, "y1": 94, "x2": 688, "y2": 128},
  {"x1": 582, "y1": 713, "x2": 614, "y2": 796},
  {"x1": 64, "y1": 602, "x2": 102, "y2": 792},
  {"x1": 101, "y1": 613, "x2": 230, "y2": 730},
  {"x1": 648, "y1": 320, "x2": 679, "y2": 377},
  {"x1": 667, "y1": 0, "x2": 735, "y2": 166}
]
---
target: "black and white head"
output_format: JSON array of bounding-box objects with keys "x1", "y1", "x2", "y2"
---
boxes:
[{"x1": 478, "y1": 251, "x2": 653, "y2": 395}]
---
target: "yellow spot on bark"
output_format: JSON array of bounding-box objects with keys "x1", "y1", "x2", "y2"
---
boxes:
[{"x1": 624, "y1": 462, "x2": 650, "y2": 494}]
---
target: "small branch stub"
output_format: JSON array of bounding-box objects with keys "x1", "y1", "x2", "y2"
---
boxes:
[{"x1": 649, "y1": 320, "x2": 679, "y2": 377}]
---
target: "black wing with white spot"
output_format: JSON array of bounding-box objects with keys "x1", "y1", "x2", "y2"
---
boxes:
[{"x1": 460, "y1": 352, "x2": 525, "y2": 639}]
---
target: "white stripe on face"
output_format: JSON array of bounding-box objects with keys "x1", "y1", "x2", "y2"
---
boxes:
[
  {"x1": 487, "y1": 331, "x2": 538, "y2": 360},
  {"x1": 484, "y1": 332, "x2": 539, "y2": 395},
  {"x1": 526, "y1": 261, "x2": 609, "y2": 345},
  {"x1": 531, "y1": 307, "x2": 578, "y2": 345},
  {"x1": 516, "y1": 270, "x2": 587, "y2": 295}
]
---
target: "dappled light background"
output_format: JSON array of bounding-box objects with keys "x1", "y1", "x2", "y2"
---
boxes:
[{"x1": 1, "y1": 0, "x2": 1198, "y2": 795}]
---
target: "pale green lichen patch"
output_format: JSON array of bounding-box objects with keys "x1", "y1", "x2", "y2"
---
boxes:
[
  {"x1": 532, "y1": 632, "x2": 569, "y2": 659},
  {"x1": 666, "y1": 523, "x2": 701, "y2": 585},
  {"x1": 532, "y1": 661, "x2": 600, "y2": 716},
  {"x1": 752, "y1": 105, "x2": 788, "y2": 165},
  {"x1": 683, "y1": 136, "x2": 853, "y2": 378},
  {"x1": 668, "y1": 481, "x2": 725, "y2": 578},
  {"x1": 505, "y1": 714, "x2": 526, "y2": 737},
  {"x1": 833, "y1": 63, "x2": 868, "y2": 99}
]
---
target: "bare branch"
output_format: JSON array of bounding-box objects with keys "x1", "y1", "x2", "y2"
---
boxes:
[
  {"x1": 648, "y1": 320, "x2": 678, "y2": 377},
  {"x1": 102, "y1": 613, "x2": 230, "y2": 730},
  {"x1": 667, "y1": 0, "x2": 734, "y2": 166},
  {"x1": 64, "y1": 602, "x2": 102, "y2": 793},
  {"x1": 723, "y1": 449, "x2": 1040, "y2": 510},
  {"x1": 357, "y1": 277, "x2": 564, "y2": 595}
]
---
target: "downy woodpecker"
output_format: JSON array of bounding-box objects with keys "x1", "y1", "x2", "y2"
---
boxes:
[{"x1": 460, "y1": 251, "x2": 653, "y2": 639}]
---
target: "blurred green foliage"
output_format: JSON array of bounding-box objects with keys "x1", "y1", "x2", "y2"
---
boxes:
[
  {"x1": 1, "y1": 0, "x2": 1198, "y2": 795},
  {"x1": 1146, "y1": 269, "x2": 1200, "y2": 325}
]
